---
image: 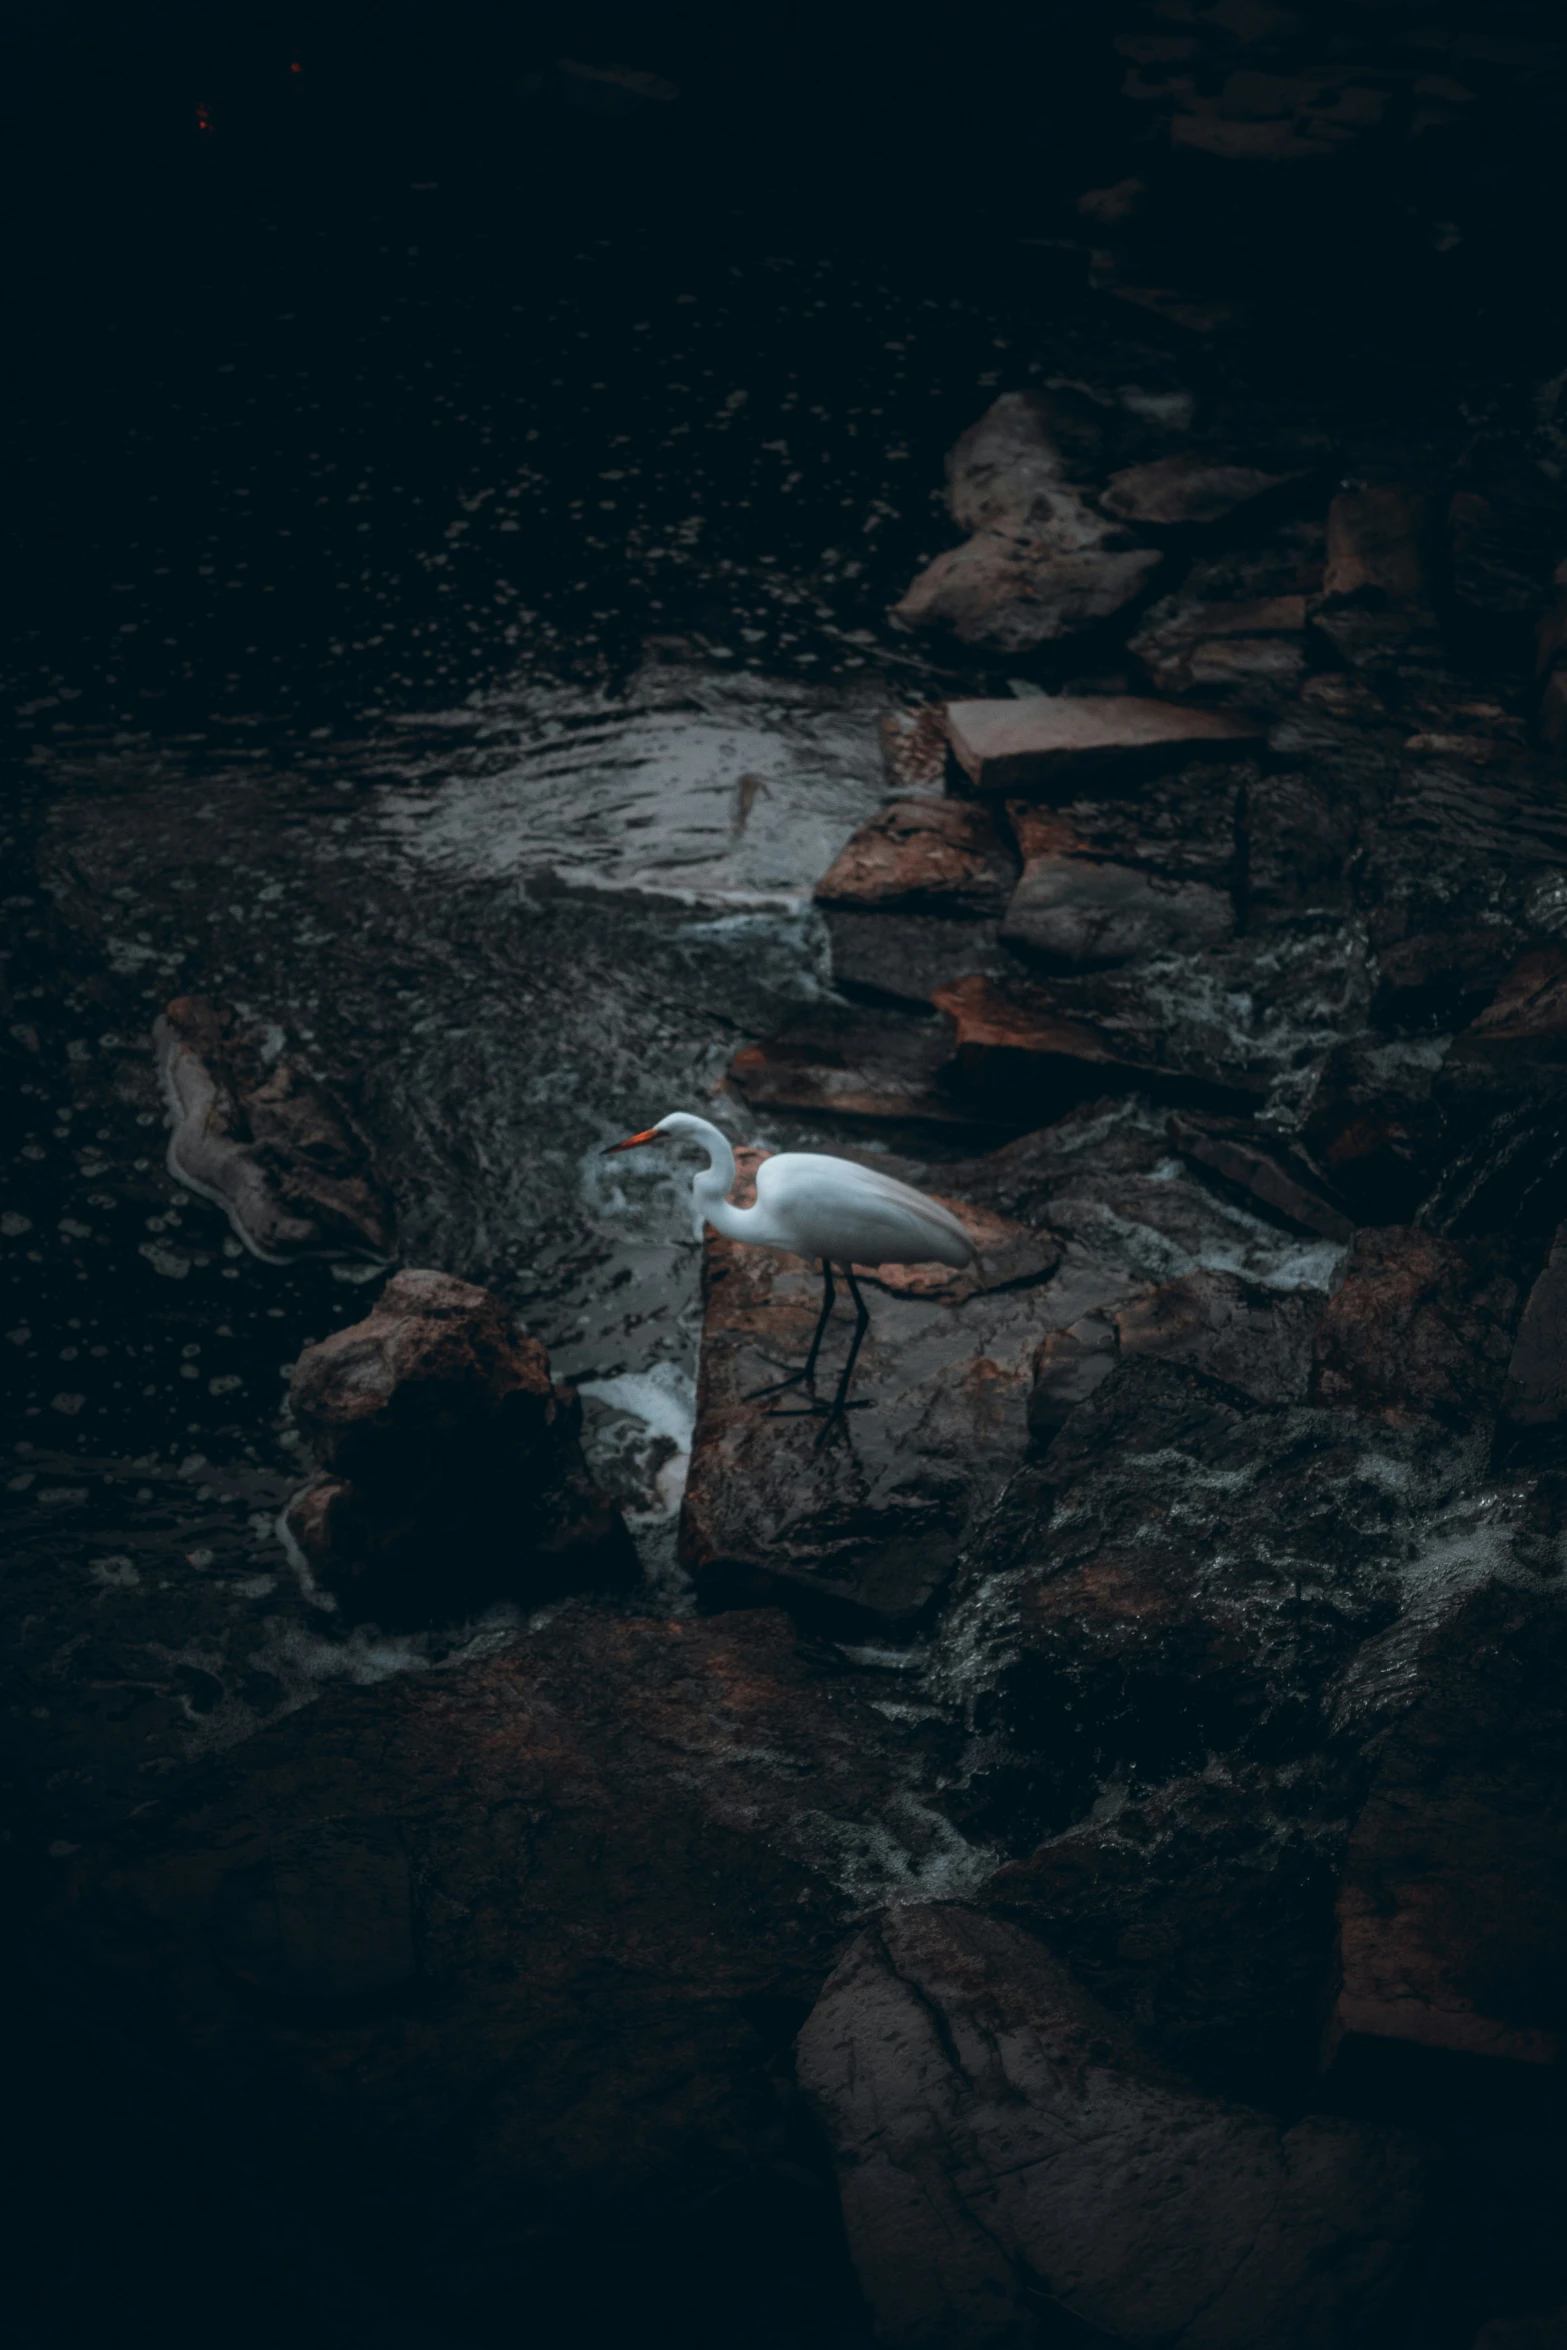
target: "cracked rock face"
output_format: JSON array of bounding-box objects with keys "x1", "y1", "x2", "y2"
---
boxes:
[
  {"x1": 797, "y1": 1903, "x2": 1432, "y2": 2350},
  {"x1": 44, "y1": 1606, "x2": 972, "y2": 2341}
]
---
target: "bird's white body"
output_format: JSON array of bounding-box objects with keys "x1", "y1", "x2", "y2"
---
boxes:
[{"x1": 653, "y1": 1112, "x2": 974, "y2": 1270}]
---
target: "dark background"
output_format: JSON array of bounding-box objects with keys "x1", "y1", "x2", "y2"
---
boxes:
[{"x1": 5, "y1": 4, "x2": 1567, "y2": 2345}]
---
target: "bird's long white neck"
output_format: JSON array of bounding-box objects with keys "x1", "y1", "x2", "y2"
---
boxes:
[{"x1": 674, "y1": 1116, "x2": 763, "y2": 1243}]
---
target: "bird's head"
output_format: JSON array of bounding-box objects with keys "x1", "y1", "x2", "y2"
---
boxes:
[{"x1": 602, "y1": 1111, "x2": 713, "y2": 1156}]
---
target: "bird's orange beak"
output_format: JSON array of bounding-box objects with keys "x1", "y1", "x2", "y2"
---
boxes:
[{"x1": 603, "y1": 1126, "x2": 664, "y2": 1156}]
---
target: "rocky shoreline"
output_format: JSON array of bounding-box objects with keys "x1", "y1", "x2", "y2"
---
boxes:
[{"x1": 10, "y1": 2, "x2": 1567, "y2": 2343}]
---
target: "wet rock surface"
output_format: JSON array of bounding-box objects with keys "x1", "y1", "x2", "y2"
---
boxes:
[
  {"x1": 798, "y1": 1903, "x2": 1431, "y2": 2350},
  {"x1": 11, "y1": 2, "x2": 1567, "y2": 2344}
]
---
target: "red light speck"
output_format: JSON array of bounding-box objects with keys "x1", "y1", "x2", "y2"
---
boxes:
[
  {"x1": 289, "y1": 61, "x2": 302, "y2": 75},
  {"x1": 194, "y1": 99, "x2": 214, "y2": 135}
]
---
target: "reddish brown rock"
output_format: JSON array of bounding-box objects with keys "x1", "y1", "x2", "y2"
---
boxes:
[
  {"x1": 1309, "y1": 1228, "x2": 1519, "y2": 1427},
  {"x1": 283, "y1": 1268, "x2": 634, "y2": 1619},
  {"x1": 814, "y1": 798, "x2": 1015, "y2": 917},
  {"x1": 798, "y1": 1903, "x2": 1430, "y2": 2350},
  {"x1": 680, "y1": 1150, "x2": 1057, "y2": 1633},
  {"x1": 154, "y1": 994, "x2": 394, "y2": 1261},
  {"x1": 1323, "y1": 486, "x2": 1432, "y2": 603},
  {"x1": 890, "y1": 394, "x2": 1163, "y2": 651},
  {"x1": 1372, "y1": 930, "x2": 1519, "y2": 1035},
  {"x1": 945, "y1": 695, "x2": 1263, "y2": 796},
  {"x1": 1101, "y1": 455, "x2": 1306, "y2": 527},
  {"x1": 48, "y1": 1605, "x2": 948, "y2": 2340}
]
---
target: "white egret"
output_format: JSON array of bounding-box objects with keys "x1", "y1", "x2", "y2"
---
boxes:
[{"x1": 605, "y1": 1112, "x2": 975, "y2": 1440}]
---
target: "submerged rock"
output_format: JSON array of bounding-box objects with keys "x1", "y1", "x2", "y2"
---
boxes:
[
  {"x1": 283, "y1": 1269, "x2": 634, "y2": 1620},
  {"x1": 154, "y1": 994, "x2": 394, "y2": 1262},
  {"x1": 797, "y1": 1903, "x2": 1431, "y2": 2350}
]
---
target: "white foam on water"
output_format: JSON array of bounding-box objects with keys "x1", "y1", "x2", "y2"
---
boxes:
[{"x1": 579, "y1": 1360, "x2": 697, "y2": 1516}]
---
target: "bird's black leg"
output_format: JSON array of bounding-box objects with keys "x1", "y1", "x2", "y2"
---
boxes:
[
  {"x1": 814, "y1": 1263, "x2": 873, "y2": 1448},
  {"x1": 744, "y1": 1259, "x2": 836, "y2": 1403}
]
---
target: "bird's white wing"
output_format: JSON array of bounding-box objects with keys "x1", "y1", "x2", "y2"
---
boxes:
[{"x1": 755, "y1": 1151, "x2": 975, "y2": 1266}]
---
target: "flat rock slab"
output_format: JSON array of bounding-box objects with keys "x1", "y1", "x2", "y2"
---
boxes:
[
  {"x1": 44, "y1": 1605, "x2": 962, "y2": 2338},
  {"x1": 728, "y1": 1003, "x2": 998, "y2": 1131},
  {"x1": 798, "y1": 1903, "x2": 1431, "y2": 2350},
  {"x1": 946, "y1": 696, "x2": 1264, "y2": 795},
  {"x1": 680, "y1": 1160, "x2": 1059, "y2": 1634},
  {"x1": 1101, "y1": 455, "x2": 1307, "y2": 527}
]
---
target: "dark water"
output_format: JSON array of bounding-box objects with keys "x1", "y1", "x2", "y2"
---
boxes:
[{"x1": 5, "y1": 3, "x2": 1567, "y2": 2344}]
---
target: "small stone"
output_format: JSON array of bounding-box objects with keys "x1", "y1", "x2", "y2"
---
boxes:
[
  {"x1": 1102, "y1": 455, "x2": 1306, "y2": 527},
  {"x1": 815, "y1": 799, "x2": 1015, "y2": 917},
  {"x1": 945, "y1": 696, "x2": 1263, "y2": 796},
  {"x1": 1313, "y1": 487, "x2": 1439, "y2": 669},
  {"x1": 730, "y1": 1004, "x2": 1000, "y2": 1130}
]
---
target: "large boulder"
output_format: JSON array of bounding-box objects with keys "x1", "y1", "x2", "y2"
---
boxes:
[
  {"x1": 283, "y1": 1268, "x2": 634, "y2": 1619},
  {"x1": 797, "y1": 1903, "x2": 1431, "y2": 2350},
  {"x1": 890, "y1": 394, "x2": 1163, "y2": 650},
  {"x1": 45, "y1": 1606, "x2": 961, "y2": 2347}
]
